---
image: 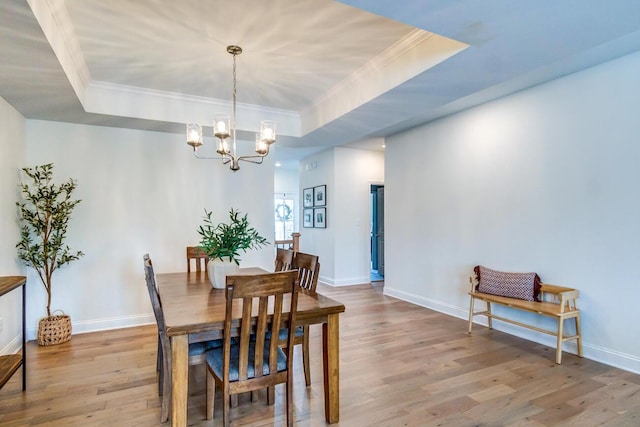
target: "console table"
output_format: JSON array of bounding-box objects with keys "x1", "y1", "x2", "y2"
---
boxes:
[{"x1": 0, "y1": 276, "x2": 26, "y2": 391}]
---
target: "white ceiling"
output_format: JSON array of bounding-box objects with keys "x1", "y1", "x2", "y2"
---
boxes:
[{"x1": 2, "y1": 0, "x2": 640, "y2": 168}]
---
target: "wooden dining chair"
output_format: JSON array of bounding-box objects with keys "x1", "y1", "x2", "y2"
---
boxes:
[
  {"x1": 279, "y1": 251, "x2": 320, "y2": 387},
  {"x1": 204, "y1": 271, "x2": 299, "y2": 427},
  {"x1": 143, "y1": 254, "x2": 222, "y2": 422},
  {"x1": 274, "y1": 248, "x2": 294, "y2": 272},
  {"x1": 186, "y1": 246, "x2": 209, "y2": 272}
]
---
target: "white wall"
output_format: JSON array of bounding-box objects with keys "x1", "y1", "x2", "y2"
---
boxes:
[
  {"x1": 300, "y1": 149, "x2": 336, "y2": 280},
  {"x1": 23, "y1": 121, "x2": 275, "y2": 339},
  {"x1": 275, "y1": 167, "x2": 299, "y2": 195},
  {"x1": 0, "y1": 97, "x2": 26, "y2": 355},
  {"x1": 385, "y1": 50, "x2": 640, "y2": 373},
  {"x1": 334, "y1": 147, "x2": 384, "y2": 284},
  {"x1": 300, "y1": 147, "x2": 384, "y2": 285}
]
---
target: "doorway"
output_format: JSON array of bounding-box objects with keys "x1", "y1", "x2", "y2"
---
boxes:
[{"x1": 370, "y1": 184, "x2": 384, "y2": 282}]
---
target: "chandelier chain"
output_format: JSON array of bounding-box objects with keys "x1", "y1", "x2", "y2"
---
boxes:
[{"x1": 232, "y1": 51, "x2": 238, "y2": 155}]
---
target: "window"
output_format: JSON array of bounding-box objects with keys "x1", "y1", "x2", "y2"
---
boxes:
[{"x1": 274, "y1": 194, "x2": 295, "y2": 241}]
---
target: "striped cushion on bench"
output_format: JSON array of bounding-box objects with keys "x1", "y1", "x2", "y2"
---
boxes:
[{"x1": 474, "y1": 265, "x2": 541, "y2": 302}]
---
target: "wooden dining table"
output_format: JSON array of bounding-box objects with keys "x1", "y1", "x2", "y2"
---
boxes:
[{"x1": 156, "y1": 268, "x2": 346, "y2": 427}]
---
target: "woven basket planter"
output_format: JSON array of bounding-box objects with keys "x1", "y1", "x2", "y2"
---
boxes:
[{"x1": 37, "y1": 313, "x2": 72, "y2": 346}]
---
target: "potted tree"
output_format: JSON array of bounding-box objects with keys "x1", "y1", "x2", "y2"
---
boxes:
[
  {"x1": 16, "y1": 163, "x2": 84, "y2": 346},
  {"x1": 197, "y1": 208, "x2": 268, "y2": 288}
]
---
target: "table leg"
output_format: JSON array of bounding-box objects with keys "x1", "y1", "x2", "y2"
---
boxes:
[
  {"x1": 171, "y1": 335, "x2": 188, "y2": 427},
  {"x1": 22, "y1": 282, "x2": 26, "y2": 391},
  {"x1": 322, "y1": 313, "x2": 340, "y2": 423}
]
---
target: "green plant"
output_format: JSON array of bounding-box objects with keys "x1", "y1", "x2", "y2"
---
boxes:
[
  {"x1": 16, "y1": 163, "x2": 84, "y2": 317},
  {"x1": 198, "y1": 208, "x2": 268, "y2": 265}
]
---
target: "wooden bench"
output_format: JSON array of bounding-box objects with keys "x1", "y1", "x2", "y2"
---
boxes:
[{"x1": 468, "y1": 277, "x2": 583, "y2": 364}]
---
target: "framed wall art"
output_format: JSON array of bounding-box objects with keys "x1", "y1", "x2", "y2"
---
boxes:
[
  {"x1": 303, "y1": 208, "x2": 314, "y2": 228},
  {"x1": 313, "y1": 185, "x2": 326, "y2": 207},
  {"x1": 314, "y1": 207, "x2": 326, "y2": 228},
  {"x1": 303, "y1": 187, "x2": 313, "y2": 208}
]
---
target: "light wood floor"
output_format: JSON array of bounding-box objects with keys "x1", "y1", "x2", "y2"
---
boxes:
[{"x1": 1, "y1": 282, "x2": 639, "y2": 426}]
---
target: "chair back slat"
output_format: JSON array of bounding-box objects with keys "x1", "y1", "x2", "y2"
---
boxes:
[
  {"x1": 269, "y1": 294, "x2": 284, "y2": 374},
  {"x1": 237, "y1": 297, "x2": 253, "y2": 381},
  {"x1": 253, "y1": 297, "x2": 269, "y2": 380},
  {"x1": 187, "y1": 246, "x2": 209, "y2": 272}
]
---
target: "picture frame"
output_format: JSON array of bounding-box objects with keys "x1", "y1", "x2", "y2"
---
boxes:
[
  {"x1": 303, "y1": 187, "x2": 314, "y2": 208},
  {"x1": 314, "y1": 207, "x2": 326, "y2": 228},
  {"x1": 303, "y1": 208, "x2": 314, "y2": 228},
  {"x1": 313, "y1": 185, "x2": 326, "y2": 207}
]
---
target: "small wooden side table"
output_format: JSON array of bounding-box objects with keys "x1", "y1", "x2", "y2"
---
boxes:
[{"x1": 0, "y1": 276, "x2": 26, "y2": 391}]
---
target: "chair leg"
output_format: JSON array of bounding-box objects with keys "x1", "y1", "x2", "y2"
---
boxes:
[
  {"x1": 486, "y1": 301, "x2": 493, "y2": 329},
  {"x1": 206, "y1": 368, "x2": 215, "y2": 420},
  {"x1": 157, "y1": 336, "x2": 163, "y2": 396},
  {"x1": 267, "y1": 386, "x2": 275, "y2": 405},
  {"x1": 286, "y1": 375, "x2": 293, "y2": 427},
  {"x1": 222, "y1": 387, "x2": 230, "y2": 427},
  {"x1": 160, "y1": 350, "x2": 171, "y2": 423},
  {"x1": 556, "y1": 317, "x2": 564, "y2": 364},
  {"x1": 302, "y1": 326, "x2": 311, "y2": 386},
  {"x1": 156, "y1": 335, "x2": 162, "y2": 372}
]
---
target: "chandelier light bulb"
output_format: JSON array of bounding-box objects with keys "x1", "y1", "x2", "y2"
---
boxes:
[
  {"x1": 260, "y1": 120, "x2": 276, "y2": 144},
  {"x1": 186, "y1": 123, "x2": 203, "y2": 148},
  {"x1": 255, "y1": 134, "x2": 268, "y2": 155},
  {"x1": 214, "y1": 115, "x2": 230, "y2": 139},
  {"x1": 217, "y1": 139, "x2": 230, "y2": 155}
]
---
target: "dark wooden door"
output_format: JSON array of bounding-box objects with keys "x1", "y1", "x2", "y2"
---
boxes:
[{"x1": 375, "y1": 186, "x2": 384, "y2": 276}]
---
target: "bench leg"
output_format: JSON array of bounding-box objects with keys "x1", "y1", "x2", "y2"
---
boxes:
[
  {"x1": 556, "y1": 317, "x2": 564, "y2": 364},
  {"x1": 468, "y1": 296, "x2": 475, "y2": 333},
  {"x1": 486, "y1": 302, "x2": 493, "y2": 329},
  {"x1": 575, "y1": 314, "x2": 583, "y2": 358}
]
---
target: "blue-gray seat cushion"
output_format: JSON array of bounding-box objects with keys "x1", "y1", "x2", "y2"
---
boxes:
[
  {"x1": 266, "y1": 326, "x2": 304, "y2": 341},
  {"x1": 189, "y1": 339, "x2": 223, "y2": 357},
  {"x1": 205, "y1": 341, "x2": 287, "y2": 382}
]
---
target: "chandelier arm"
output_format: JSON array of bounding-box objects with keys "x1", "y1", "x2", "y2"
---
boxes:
[
  {"x1": 237, "y1": 156, "x2": 266, "y2": 165},
  {"x1": 237, "y1": 153, "x2": 269, "y2": 160},
  {"x1": 192, "y1": 150, "x2": 232, "y2": 163}
]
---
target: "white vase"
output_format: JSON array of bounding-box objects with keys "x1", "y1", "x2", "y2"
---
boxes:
[{"x1": 207, "y1": 259, "x2": 239, "y2": 289}]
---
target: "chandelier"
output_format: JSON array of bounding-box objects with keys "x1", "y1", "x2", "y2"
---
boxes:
[{"x1": 186, "y1": 45, "x2": 276, "y2": 171}]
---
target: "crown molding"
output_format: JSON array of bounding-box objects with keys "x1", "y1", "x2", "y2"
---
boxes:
[
  {"x1": 85, "y1": 80, "x2": 301, "y2": 136},
  {"x1": 300, "y1": 28, "x2": 468, "y2": 135}
]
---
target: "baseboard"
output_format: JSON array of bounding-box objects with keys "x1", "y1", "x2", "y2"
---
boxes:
[
  {"x1": 318, "y1": 275, "x2": 371, "y2": 287},
  {"x1": 384, "y1": 286, "x2": 468, "y2": 319},
  {"x1": 383, "y1": 286, "x2": 640, "y2": 375},
  {"x1": 26, "y1": 313, "x2": 155, "y2": 341},
  {"x1": 0, "y1": 334, "x2": 22, "y2": 356}
]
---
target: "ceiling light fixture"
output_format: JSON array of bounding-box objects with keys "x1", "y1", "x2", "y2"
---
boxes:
[{"x1": 186, "y1": 45, "x2": 275, "y2": 171}]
